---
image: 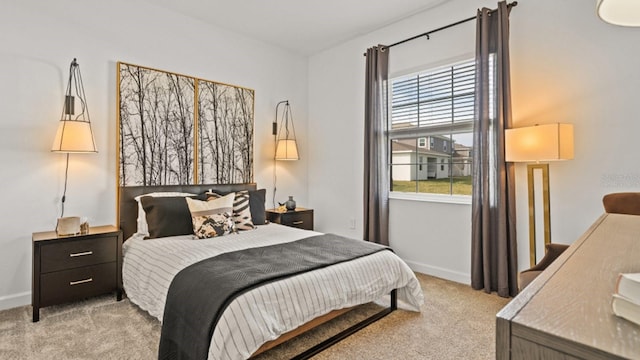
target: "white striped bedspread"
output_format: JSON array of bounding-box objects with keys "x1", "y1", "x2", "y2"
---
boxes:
[{"x1": 123, "y1": 223, "x2": 424, "y2": 360}]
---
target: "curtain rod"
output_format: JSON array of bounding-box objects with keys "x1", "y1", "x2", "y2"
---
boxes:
[{"x1": 364, "y1": 1, "x2": 517, "y2": 56}]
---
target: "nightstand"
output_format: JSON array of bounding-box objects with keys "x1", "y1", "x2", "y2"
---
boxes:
[
  {"x1": 32, "y1": 225, "x2": 123, "y2": 322},
  {"x1": 266, "y1": 208, "x2": 314, "y2": 231}
]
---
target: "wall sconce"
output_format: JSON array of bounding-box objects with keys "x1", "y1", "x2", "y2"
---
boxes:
[
  {"x1": 273, "y1": 100, "x2": 299, "y2": 160},
  {"x1": 597, "y1": 0, "x2": 640, "y2": 26},
  {"x1": 51, "y1": 58, "x2": 97, "y2": 232},
  {"x1": 271, "y1": 100, "x2": 299, "y2": 208},
  {"x1": 505, "y1": 123, "x2": 574, "y2": 266}
]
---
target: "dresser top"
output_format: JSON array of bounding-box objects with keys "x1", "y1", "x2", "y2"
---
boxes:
[{"x1": 499, "y1": 213, "x2": 640, "y2": 359}]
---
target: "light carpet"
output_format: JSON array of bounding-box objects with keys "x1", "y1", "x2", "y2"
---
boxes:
[{"x1": 0, "y1": 273, "x2": 509, "y2": 359}]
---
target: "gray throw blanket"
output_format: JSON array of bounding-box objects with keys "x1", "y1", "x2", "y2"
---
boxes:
[{"x1": 158, "y1": 234, "x2": 390, "y2": 360}]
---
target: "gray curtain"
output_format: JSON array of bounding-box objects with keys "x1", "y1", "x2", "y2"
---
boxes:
[
  {"x1": 363, "y1": 45, "x2": 389, "y2": 246},
  {"x1": 471, "y1": 1, "x2": 518, "y2": 298}
]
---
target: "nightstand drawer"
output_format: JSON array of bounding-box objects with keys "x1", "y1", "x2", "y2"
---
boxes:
[
  {"x1": 281, "y1": 212, "x2": 313, "y2": 230},
  {"x1": 266, "y1": 208, "x2": 314, "y2": 231},
  {"x1": 40, "y1": 236, "x2": 117, "y2": 273},
  {"x1": 40, "y1": 262, "x2": 117, "y2": 307}
]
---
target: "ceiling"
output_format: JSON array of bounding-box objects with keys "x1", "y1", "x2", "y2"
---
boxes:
[{"x1": 146, "y1": 0, "x2": 450, "y2": 55}]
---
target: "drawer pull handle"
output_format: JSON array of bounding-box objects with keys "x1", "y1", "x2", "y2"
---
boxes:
[
  {"x1": 292, "y1": 221, "x2": 304, "y2": 225},
  {"x1": 70, "y1": 251, "x2": 93, "y2": 257},
  {"x1": 70, "y1": 278, "x2": 93, "y2": 286}
]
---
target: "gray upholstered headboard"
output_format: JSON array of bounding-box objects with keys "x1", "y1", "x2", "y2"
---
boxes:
[{"x1": 118, "y1": 183, "x2": 257, "y2": 240}]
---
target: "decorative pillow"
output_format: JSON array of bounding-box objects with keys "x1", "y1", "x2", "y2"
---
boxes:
[
  {"x1": 186, "y1": 194, "x2": 235, "y2": 239},
  {"x1": 207, "y1": 190, "x2": 255, "y2": 230},
  {"x1": 134, "y1": 192, "x2": 197, "y2": 236},
  {"x1": 140, "y1": 196, "x2": 196, "y2": 239},
  {"x1": 207, "y1": 188, "x2": 267, "y2": 226},
  {"x1": 248, "y1": 189, "x2": 267, "y2": 225}
]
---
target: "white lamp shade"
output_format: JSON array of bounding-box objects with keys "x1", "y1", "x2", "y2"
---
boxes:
[
  {"x1": 505, "y1": 123, "x2": 574, "y2": 162},
  {"x1": 275, "y1": 139, "x2": 299, "y2": 160},
  {"x1": 52, "y1": 120, "x2": 97, "y2": 153},
  {"x1": 597, "y1": 0, "x2": 640, "y2": 26}
]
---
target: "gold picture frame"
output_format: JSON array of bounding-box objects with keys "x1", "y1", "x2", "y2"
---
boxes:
[{"x1": 116, "y1": 62, "x2": 255, "y2": 187}]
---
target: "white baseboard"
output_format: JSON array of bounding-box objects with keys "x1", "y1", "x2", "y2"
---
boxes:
[
  {"x1": 404, "y1": 259, "x2": 470, "y2": 285},
  {"x1": 0, "y1": 291, "x2": 30, "y2": 311}
]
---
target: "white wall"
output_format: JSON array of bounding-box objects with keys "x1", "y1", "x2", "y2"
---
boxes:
[
  {"x1": 0, "y1": 0, "x2": 308, "y2": 309},
  {"x1": 308, "y1": 0, "x2": 640, "y2": 284}
]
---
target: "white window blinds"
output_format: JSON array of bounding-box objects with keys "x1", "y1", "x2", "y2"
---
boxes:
[{"x1": 389, "y1": 60, "x2": 475, "y2": 139}]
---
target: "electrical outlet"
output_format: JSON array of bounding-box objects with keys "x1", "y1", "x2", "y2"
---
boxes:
[{"x1": 348, "y1": 218, "x2": 356, "y2": 229}]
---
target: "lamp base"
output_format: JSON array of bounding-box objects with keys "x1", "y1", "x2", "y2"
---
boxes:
[{"x1": 527, "y1": 163, "x2": 551, "y2": 266}]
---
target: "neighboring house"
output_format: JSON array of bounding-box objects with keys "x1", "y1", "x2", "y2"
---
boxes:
[
  {"x1": 452, "y1": 142, "x2": 472, "y2": 178},
  {"x1": 391, "y1": 136, "x2": 472, "y2": 181}
]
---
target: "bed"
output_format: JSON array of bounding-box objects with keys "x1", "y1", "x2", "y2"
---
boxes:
[{"x1": 119, "y1": 183, "x2": 424, "y2": 360}]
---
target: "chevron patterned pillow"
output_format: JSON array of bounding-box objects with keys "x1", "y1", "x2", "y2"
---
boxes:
[{"x1": 207, "y1": 190, "x2": 256, "y2": 231}]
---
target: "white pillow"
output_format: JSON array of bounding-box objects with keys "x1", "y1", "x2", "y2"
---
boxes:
[{"x1": 133, "y1": 192, "x2": 196, "y2": 236}]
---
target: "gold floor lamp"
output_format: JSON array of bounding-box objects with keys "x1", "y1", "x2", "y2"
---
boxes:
[{"x1": 505, "y1": 123, "x2": 574, "y2": 266}]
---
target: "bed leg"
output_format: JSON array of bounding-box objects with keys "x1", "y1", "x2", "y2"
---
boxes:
[{"x1": 391, "y1": 289, "x2": 397, "y2": 311}]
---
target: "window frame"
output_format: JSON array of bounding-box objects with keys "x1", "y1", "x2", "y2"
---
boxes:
[{"x1": 387, "y1": 56, "x2": 475, "y2": 202}]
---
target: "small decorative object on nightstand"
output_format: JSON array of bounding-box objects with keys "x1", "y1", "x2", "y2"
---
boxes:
[
  {"x1": 284, "y1": 196, "x2": 296, "y2": 211},
  {"x1": 32, "y1": 225, "x2": 123, "y2": 322},
  {"x1": 266, "y1": 207, "x2": 314, "y2": 231}
]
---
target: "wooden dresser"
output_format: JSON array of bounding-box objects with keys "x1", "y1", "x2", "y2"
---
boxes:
[{"x1": 497, "y1": 213, "x2": 640, "y2": 359}]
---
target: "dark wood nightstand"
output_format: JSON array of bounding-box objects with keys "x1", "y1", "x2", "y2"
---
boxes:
[
  {"x1": 266, "y1": 208, "x2": 314, "y2": 231},
  {"x1": 32, "y1": 225, "x2": 123, "y2": 322}
]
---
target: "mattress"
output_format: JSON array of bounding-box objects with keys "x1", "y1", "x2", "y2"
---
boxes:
[{"x1": 122, "y1": 223, "x2": 424, "y2": 360}]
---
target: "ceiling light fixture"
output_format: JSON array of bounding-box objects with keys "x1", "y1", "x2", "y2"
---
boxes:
[{"x1": 597, "y1": 0, "x2": 640, "y2": 26}]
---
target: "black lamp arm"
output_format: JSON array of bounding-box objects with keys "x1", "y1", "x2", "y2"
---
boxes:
[{"x1": 273, "y1": 100, "x2": 289, "y2": 135}]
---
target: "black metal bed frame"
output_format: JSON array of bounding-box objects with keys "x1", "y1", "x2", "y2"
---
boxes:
[{"x1": 291, "y1": 289, "x2": 398, "y2": 360}]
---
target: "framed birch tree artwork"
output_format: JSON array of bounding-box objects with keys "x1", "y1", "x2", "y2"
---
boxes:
[
  {"x1": 198, "y1": 80, "x2": 254, "y2": 184},
  {"x1": 117, "y1": 62, "x2": 254, "y2": 186}
]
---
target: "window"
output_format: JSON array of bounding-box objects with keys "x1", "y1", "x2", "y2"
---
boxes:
[{"x1": 389, "y1": 59, "x2": 474, "y2": 196}]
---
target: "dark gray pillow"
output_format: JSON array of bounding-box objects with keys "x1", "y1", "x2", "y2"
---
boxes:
[
  {"x1": 141, "y1": 195, "x2": 206, "y2": 239},
  {"x1": 249, "y1": 189, "x2": 267, "y2": 225}
]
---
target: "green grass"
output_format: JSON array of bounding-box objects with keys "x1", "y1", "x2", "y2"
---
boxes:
[{"x1": 392, "y1": 176, "x2": 472, "y2": 195}]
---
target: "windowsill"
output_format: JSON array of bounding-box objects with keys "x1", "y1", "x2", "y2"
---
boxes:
[{"x1": 389, "y1": 192, "x2": 472, "y2": 205}]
